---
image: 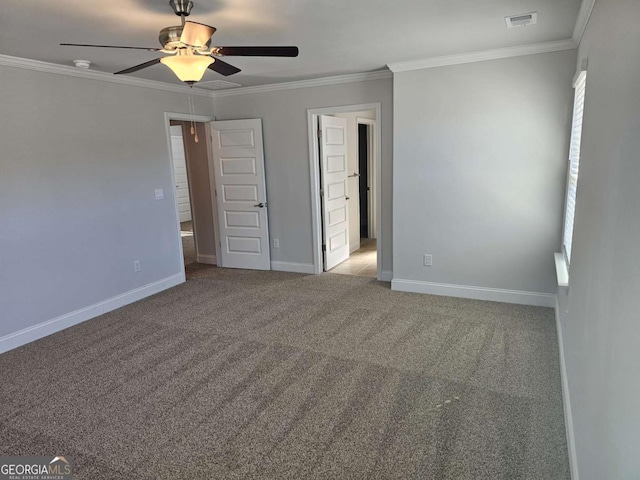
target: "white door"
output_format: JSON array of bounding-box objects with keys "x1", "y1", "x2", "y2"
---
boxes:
[
  {"x1": 170, "y1": 125, "x2": 192, "y2": 223},
  {"x1": 319, "y1": 115, "x2": 350, "y2": 270},
  {"x1": 210, "y1": 119, "x2": 270, "y2": 270}
]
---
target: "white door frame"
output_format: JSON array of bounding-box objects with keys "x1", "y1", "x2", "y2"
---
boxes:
[
  {"x1": 163, "y1": 112, "x2": 221, "y2": 275},
  {"x1": 356, "y1": 117, "x2": 377, "y2": 239},
  {"x1": 307, "y1": 103, "x2": 382, "y2": 280}
]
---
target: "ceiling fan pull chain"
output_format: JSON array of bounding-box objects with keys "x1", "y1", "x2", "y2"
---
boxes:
[
  {"x1": 186, "y1": 92, "x2": 194, "y2": 136},
  {"x1": 189, "y1": 94, "x2": 194, "y2": 135},
  {"x1": 188, "y1": 92, "x2": 199, "y2": 143}
]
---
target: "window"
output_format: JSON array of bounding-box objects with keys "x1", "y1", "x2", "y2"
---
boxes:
[{"x1": 563, "y1": 70, "x2": 587, "y2": 265}]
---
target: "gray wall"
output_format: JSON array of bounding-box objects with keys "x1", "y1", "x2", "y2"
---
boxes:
[
  {"x1": 213, "y1": 79, "x2": 393, "y2": 274},
  {"x1": 393, "y1": 50, "x2": 576, "y2": 294},
  {"x1": 558, "y1": 0, "x2": 640, "y2": 478},
  {"x1": 0, "y1": 66, "x2": 214, "y2": 338}
]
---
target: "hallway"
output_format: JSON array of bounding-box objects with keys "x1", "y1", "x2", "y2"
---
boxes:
[{"x1": 329, "y1": 239, "x2": 377, "y2": 277}]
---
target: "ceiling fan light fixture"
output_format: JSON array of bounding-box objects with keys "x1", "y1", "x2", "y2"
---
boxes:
[{"x1": 160, "y1": 53, "x2": 214, "y2": 84}]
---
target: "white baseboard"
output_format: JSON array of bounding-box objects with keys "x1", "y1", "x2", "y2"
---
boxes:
[
  {"x1": 349, "y1": 242, "x2": 361, "y2": 254},
  {"x1": 555, "y1": 297, "x2": 579, "y2": 479},
  {"x1": 197, "y1": 254, "x2": 217, "y2": 265},
  {"x1": 391, "y1": 278, "x2": 556, "y2": 307},
  {"x1": 379, "y1": 270, "x2": 393, "y2": 282},
  {"x1": 271, "y1": 261, "x2": 315, "y2": 274},
  {"x1": 0, "y1": 273, "x2": 185, "y2": 355}
]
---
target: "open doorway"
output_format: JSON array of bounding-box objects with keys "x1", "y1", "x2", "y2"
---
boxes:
[
  {"x1": 335, "y1": 118, "x2": 377, "y2": 277},
  {"x1": 166, "y1": 114, "x2": 272, "y2": 277},
  {"x1": 170, "y1": 123, "x2": 197, "y2": 265},
  {"x1": 308, "y1": 104, "x2": 381, "y2": 279},
  {"x1": 165, "y1": 114, "x2": 219, "y2": 278}
]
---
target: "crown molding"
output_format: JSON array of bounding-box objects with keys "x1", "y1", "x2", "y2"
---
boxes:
[
  {"x1": 212, "y1": 70, "x2": 392, "y2": 98},
  {"x1": 2, "y1": 35, "x2": 583, "y2": 100},
  {"x1": 573, "y1": 0, "x2": 596, "y2": 46},
  {"x1": 0, "y1": 54, "x2": 393, "y2": 98},
  {"x1": 387, "y1": 39, "x2": 577, "y2": 73},
  {"x1": 0, "y1": 54, "x2": 215, "y2": 98}
]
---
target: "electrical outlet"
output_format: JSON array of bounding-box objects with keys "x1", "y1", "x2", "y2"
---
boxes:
[
  {"x1": 133, "y1": 260, "x2": 141, "y2": 272},
  {"x1": 423, "y1": 254, "x2": 433, "y2": 267},
  {"x1": 273, "y1": 239, "x2": 280, "y2": 249}
]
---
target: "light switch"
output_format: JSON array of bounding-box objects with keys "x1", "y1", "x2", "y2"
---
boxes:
[{"x1": 155, "y1": 188, "x2": 165, "y2": 200}]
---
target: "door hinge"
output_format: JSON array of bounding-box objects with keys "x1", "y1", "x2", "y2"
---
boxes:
[
  {"x1": 319, "y1": 189, "x2": 324, "y2": 196},
  {"x1": 317, "y1": 129, "x2": 322, "y2": 138},
  {"x1": 322, "y1": 244, "x2": 326, "y2": 252}
]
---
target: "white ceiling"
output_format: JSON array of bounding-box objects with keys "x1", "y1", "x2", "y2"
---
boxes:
[{"x1": 1, "y1": 0, "x2": 582, "y2": 87}]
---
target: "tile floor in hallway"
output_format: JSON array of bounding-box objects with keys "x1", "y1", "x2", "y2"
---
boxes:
[
  {"x1": 180, "y1": 221, "x2": 196, "y2": 265},
  {"x1": 329, "y1": 238, "x2": 377, "y2": 277}
]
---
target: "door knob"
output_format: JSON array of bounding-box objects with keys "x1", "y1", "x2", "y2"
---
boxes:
[
  {"x1": 346, "y1": 197, "x2": 350, "y2": 200},
  {"x1": 254, "y1": 202, "x2": 267, "y2": 208}
]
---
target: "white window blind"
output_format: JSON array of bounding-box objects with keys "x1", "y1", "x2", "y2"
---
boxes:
[{"x1": 563, "y1": 71, "x2": 587, "y2": 264}]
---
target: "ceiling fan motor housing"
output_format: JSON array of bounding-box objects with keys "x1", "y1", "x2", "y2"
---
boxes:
[
  {"x1": 158, "y1": 25, "x2": 213, "y2": 50},
  {"x1": 159, "y1": 26, "x2": 184, "y2": 49},
  {"x1": 170, "y1": 0, "x2": 193, "y2": 17}
]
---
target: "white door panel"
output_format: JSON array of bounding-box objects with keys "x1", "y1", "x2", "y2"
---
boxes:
[
  {"x1": 175, "y1": 173, "x2": 188, "y2": 183},
  {"x1": 319, "y1": 115, "x2": 350, "y2": 271},
  {"x1": 210, "y1": 119, "x2": 270, "y2": 270},
  {"x1": 170, "y1": 125, "x2": 192, "y2": 223}
]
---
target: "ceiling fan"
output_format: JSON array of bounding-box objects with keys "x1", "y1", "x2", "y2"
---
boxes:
[{"x1": 60, "y1": 0, "x2": 299, "y2": 85}]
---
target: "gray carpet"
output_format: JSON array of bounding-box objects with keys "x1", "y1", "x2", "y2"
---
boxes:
[{"x1": 0, "y1": 269, "x2": 570, "y2": 479}]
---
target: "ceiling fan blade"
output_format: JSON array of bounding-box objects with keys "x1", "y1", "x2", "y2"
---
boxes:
[
  {"x1": 208, "y1": 58, "x2": 241, "y2": 76},
  {"x1": 180, "y1": 21, "x2": 216, "y2": 48},
  {"x1": 61, "y1": 43, "x2": 161, "y2": 51},
  {"x1": 114, "y1": 58, "x2": 162, "y2": 75},
  {"x1": 216, "y1": 46, "x2": 299, "y2": 57}
]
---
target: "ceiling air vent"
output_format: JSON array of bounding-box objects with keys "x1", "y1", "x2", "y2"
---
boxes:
[
  {"x1": 195, "y1": 80, "x2": 242, "y2": 91},
  {"x1": 505, "y1": 12, "x2": 538, "y2": 28}
]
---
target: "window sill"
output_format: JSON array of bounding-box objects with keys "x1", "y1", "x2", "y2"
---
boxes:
[{"x1": 554, "y1": 253, "x2": 569, "y2": 287}]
